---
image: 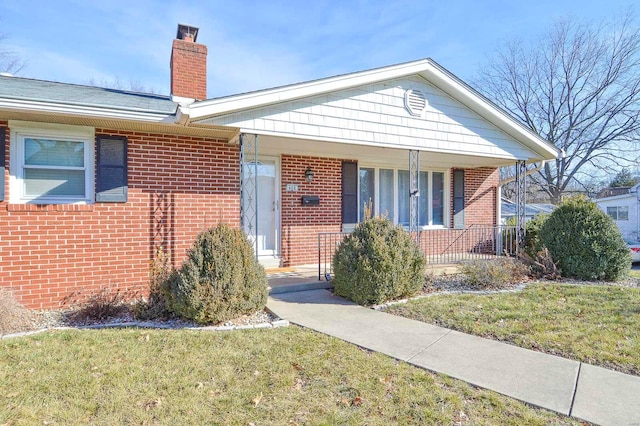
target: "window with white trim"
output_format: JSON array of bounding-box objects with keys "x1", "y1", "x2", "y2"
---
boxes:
[
  {"x1": 607, "y1": 206, "x2": 629, "y2": 221},
  {"x1": 359, "y1": 166, "x2": 448, "y2": 227},
  {"x1": 9, "y1": 122, "x2": 95, "y2": 204}
]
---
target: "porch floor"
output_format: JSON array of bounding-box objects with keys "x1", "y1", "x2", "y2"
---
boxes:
[
  {"x1": 266, "y1": 263, "x2": 463, "y2": 295},
  {"x1": 266, "y1": 264, "x2": 331, "y2": 295}
]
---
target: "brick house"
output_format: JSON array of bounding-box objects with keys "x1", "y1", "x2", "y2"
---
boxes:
[{"x1": 0, "y1": 25, "x2": 558, "y2": 309}]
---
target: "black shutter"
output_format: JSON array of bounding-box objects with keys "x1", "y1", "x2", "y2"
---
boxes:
[
  {"x1": 0, "y1": 127, "x2": 5, "y2": 201},
  {"x1": 453, "y1": 169, "x2": 465, "y2": 229},
  {"x1": 342, "y1": 161, "x2": 358, "y2": 225},
  {"x1": 96, "y1": 135, "x2": 128, "y2": 202}
]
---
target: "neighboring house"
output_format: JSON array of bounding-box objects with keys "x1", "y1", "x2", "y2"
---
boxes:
[
  {"x1": 0, "y1": 25, "x2": 559, "y2": 309},
  {"x1": 500, "y1": 199, "x2": 555, "y2": 224},
  {"x1": 595, "y1": 183, "x2": 640, "y2": 240}
]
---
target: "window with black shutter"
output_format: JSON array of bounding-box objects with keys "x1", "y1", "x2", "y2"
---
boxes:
[
  {"x1": 96, "y1": 135, "x2": 128, "y2": 202},
  {"x1": 453, "y1": 169, "x2": 465, "y2": 229}
]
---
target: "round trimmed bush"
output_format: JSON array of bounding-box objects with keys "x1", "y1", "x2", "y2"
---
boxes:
[
  {"x1": 539, "y1": 196, "x2": 630, "y2": 281},
  {"x1": 162, "y1": 223, "x2": 268, "y2": 324},
  {"x1": 332, "y1": 216, "x2": 426, "y2": 305}
]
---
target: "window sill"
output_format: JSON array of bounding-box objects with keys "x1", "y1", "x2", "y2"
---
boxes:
[{"x1": 6, "y1": 203, "x2": 95, "y2": 212}]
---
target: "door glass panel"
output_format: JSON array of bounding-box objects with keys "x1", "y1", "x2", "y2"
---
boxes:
[
  {"x1": 379, "y1": 169, "x2": 394, "y2": 221},
  {"x1": 243, "y1": 159, "x2": 277, "y2": 256},
  {"x1": 359, "y1": 168, "x2": 375, "y2": 221}
]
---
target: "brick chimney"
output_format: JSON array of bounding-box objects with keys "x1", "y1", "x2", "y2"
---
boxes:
[{"x1": 170, "y1": 24, "x2": 207, "y2": 100}]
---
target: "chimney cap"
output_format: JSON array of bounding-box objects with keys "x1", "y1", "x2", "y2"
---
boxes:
[{"x1": 176, "y1": 23, "x2": 199, "y2": 42}]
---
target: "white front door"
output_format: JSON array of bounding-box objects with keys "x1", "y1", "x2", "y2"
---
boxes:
[{"x1": 243, "y1": 157, "x2": 280, "y2": 261}]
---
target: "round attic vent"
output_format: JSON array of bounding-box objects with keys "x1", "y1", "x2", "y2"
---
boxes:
[{"x1": 404, "y1": 89, "x2": 427, "y2": 116}]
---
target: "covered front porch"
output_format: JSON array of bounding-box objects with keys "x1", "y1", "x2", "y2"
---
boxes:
[
  {"x1": 238, "y1": 131, "x2": 529, "y2": 270},
  {"x1": 182, "y1": 58, "x2": 557, "y2": 279}
]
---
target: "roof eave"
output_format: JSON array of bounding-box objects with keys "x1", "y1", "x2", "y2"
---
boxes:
[{"x1": 0, "y1": 97, "x2": 177, "y2": 123}]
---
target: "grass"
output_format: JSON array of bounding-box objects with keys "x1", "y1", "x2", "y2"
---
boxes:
[
  {"x1": 0, "y1": 327, "x2": 577, "y2": 425},
  {"x1": 384, "y1": 283, "x2": 640, "y2": 375},
  {"x1": 628, "y1": 268, "x2": 640, "y2": 279}
]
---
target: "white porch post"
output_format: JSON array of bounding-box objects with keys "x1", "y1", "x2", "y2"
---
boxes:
[
  {"x1": 515, "y1": 160, "x2": 527, "y2": 251},
  {"x1": 409, "y1": 150, "x2": 420, "y2": 241}
]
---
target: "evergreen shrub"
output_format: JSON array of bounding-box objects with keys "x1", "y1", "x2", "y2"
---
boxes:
[
  {"x1": 332, "y1": 216, "x2": 425, "y2": 305},
  {"x1": 163, "y1": 224, "x2": 268, "y2": 324},
  {"x1": 539, "y1": 196, "x2": 630, "y2": 281}
]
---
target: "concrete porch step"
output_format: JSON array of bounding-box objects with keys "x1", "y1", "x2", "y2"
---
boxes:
[{"x1": 268, "y1": 280, "x2": 333, "y2": 295}]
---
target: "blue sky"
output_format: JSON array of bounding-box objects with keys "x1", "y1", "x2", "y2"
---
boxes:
[{"x1": 1, "y1": 0, "x2": 636, "y2": 98}]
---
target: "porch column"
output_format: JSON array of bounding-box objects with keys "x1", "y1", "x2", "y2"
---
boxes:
[
  {"x1": 409, "y1": 150, "x2": 420, "y2": 241},
  {"x1": 240, "y1": 133, "x2": 259, "y2": 259},
  {"x1": 515, "y1": 160, "x2": 526, "y2": 250}
]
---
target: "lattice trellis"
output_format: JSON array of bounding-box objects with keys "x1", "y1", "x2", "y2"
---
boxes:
[{"x1": 240, "y1": 133, "x2": 258, "y2": 259}]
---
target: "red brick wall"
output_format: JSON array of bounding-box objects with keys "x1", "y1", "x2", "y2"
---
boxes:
[
  {"x1": 280, "y1": 155, "x2": 344, "y2": 266},
  {"x1": 417, "y1": 167, "x2": 499, "y2": 257},
  {"x1": 0, "y1": 122, "x2": 239, "y2": 309},
  {"x1": 170, "y1": 39, "x2": 207, "y2": 100},
  {"x1": 450, "y1": 167, "x2": 498, "y2": 227}
]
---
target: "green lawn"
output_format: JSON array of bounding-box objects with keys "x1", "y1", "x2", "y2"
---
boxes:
[
  {"x1": 0, "y1": 327, "x2": 576, "y2": 425},
  {"x1": 384, "y1": 283, "x2": 640, "y2": 375}
]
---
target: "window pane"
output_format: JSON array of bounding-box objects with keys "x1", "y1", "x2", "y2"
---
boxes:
[
  {"x1": 25, "y1": 139, "x2": 84, "y2": 167},
  {"x1": 606, "y1": 207, "x2": 617, "y2": 220},
  {"x1": 379, "y1": 169, "x2": 394, "y2": 221},
  {"x1": 432, "y1": 172, "x2": 444, "y2": 225},
  {"x1": 24, "y1": 169, "x2": 85, "y2": 197},
  {"x1": 359, "y1": 168, "x2": 375, "y2": 221},
  {"x1": 398, "y1": 170, "x2": 410, "y2": 226},
  {"x1": 419, "y1": 171, "x2": 428, "y2": 226},
  {"x1": 619, "y1": 206, "x2": 629, "y2": 220}
]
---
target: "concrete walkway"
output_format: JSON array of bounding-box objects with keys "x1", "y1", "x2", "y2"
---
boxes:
[{"x1": 267, "y1": 289, "x2": 640, "y2": 426}]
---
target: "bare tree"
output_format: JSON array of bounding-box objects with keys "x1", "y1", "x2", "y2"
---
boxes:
[
  {"x1": 477, "y1": 12, "x2": 640, "y2": 204},
  {"x1": 0, "y1": 32, "x2": 25, "y2": 75}
]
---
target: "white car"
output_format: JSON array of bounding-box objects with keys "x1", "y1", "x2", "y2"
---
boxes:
[{"x1": 625, "y1": 239, "x2": 640, "y2": 263}]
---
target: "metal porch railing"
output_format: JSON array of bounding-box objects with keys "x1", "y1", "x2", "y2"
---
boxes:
[{"x1": 318, "y1": 225, "x2": 518, "y2": 280}]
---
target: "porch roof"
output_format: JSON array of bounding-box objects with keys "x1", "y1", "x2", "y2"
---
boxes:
[{"x1": 186, "y1": 58, "x2": 560, "y2": 164}]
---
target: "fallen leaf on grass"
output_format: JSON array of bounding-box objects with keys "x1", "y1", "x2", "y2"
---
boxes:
[
  {"x1": 144, "y1": 398, "x2": 162, "y2": 411},
  {"x1": 252, "y1": 392, "x2": 263, "y2": 407},
  {"x1": 352, "y1": 396, "x2": 363, "y2": 406},
  {"x1": 378, "y1": 375, "x2": 392, "y2": 384},
  {"x1": 292, "y1": 377, "x2": 305, "y2": 391}
]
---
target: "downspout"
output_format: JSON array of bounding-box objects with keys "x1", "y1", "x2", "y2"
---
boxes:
[{"x1": 174, "y1": 104, "x2": 191, "y2": 126}]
